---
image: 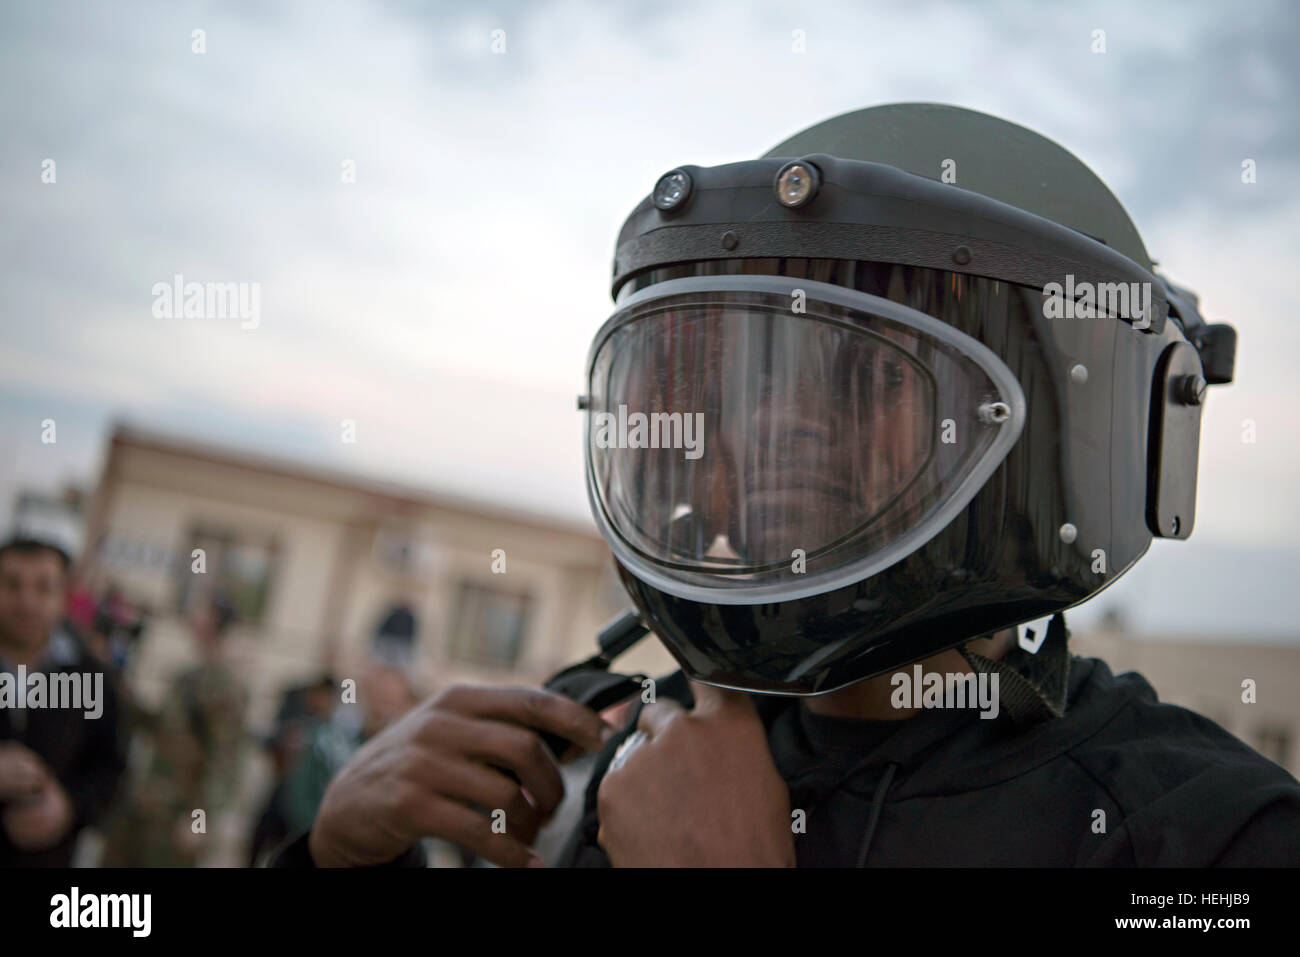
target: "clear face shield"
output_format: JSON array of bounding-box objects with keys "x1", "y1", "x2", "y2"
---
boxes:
[{"x1": 584, "y1": 275, "x2": 1026, "y2": 605}]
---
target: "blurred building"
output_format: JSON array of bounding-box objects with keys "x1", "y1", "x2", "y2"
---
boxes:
[
  {"x1": 77, "y1": 424, "x2": 672, "y2": 728},
  {"x1": 1072, "y1": 620, "x2": 1300, "y2": 775}
]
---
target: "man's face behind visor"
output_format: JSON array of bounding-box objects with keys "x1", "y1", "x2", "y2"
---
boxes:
[
  {"x1": 585, "y1": 278, "x2": 1023, "y2": 604},
  {"x1": 742, "y1": 323, "x2": 933, "y2": 563},
  {"x1": 598, "y1": 303, "x2": 934, "y2": 567}
]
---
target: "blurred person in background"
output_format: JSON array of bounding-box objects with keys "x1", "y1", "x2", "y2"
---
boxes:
[
  {"x1": 372, "y1": 599, "x2": 419, "y2": 670},
  {"x1": 63, "y1": 572, "x2": 98, "y2": 640},
  {"x1": 275, "y1": 657, "x2": 417, "y2": 845},
  {"x1": 89, "y1": 584, "x2": 148, "y2": 675},
  {"x1": 103, "y1": 592, "x2": 248, "y2": 867},
  {"x1": 0, "y1": 538, "x2": 127, "y2": 867},
  {"x1": 247, "y1": 673, "x2": 337, "y2": 867}
]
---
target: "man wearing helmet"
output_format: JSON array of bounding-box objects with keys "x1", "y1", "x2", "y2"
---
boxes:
[{"x1": 276, "y1": 104, "x2": 1300, "y2": 868}]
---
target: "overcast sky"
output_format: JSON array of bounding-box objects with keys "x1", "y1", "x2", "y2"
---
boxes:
[{"x1": 1, "y1": 0, "x2": 1297, "y2": 638}]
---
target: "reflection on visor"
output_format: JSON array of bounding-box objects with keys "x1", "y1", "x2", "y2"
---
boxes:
[{"x1": 585, "y1": 278, "x2": 1024, "y2": 604}]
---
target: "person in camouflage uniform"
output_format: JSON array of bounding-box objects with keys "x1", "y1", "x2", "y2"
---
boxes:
[{"x1": 104, "y1": 593, "x2": 247, "y2": 867}]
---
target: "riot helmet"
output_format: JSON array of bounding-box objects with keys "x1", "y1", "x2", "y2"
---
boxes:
[{"x1": 580, "y1": 103, "x2": 1236, "y2": 695}]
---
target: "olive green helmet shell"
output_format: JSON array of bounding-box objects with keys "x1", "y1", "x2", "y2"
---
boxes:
[{"x1": 764, "y1": 102, "x2": 1153, "y2": 271}]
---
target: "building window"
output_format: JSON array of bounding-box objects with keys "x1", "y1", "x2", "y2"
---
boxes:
[
  {"x1": 175, "y1": 525, "x2": 278, "y2": 625},
  {"x1": 448, "y1": 581, "x2": 533, "y2": 669}
]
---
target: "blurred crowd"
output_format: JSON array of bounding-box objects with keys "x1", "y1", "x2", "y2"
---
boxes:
[{"x1": 0, "y1": 534, "x2": 427, "y2": 868}]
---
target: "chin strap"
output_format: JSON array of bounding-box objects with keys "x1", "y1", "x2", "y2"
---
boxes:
[
  {"x1": 547, "y1": 609, "x2": 1071, "y2": 730},
  {"x1": 957, "y1": 612, "x2": 1071, "y2": 726},
  {"x1": 534, "y1": 612, "x2": 650, "y2": 756}
]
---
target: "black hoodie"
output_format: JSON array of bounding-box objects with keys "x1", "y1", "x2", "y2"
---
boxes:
[{"x1": 556, "y1": 656, "x2": 1300, "y2": 867}]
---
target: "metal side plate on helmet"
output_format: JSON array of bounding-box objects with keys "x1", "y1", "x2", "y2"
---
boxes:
[{"x1": 1147, "y1": 341, "x2": 1204, "y2": 539}]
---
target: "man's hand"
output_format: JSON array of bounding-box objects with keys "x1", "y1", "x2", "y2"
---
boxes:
[
  {"x1": 309, "y1": 684, "x2": 616, "y2": 868},
  {"x1": 0, "y1": 742, "x2": 47, "y2": 801},
  {"x1": 596, "y1": 681, "x2": 795, "y2": 867},
  {"x1": 0, "y1": 744, "x2": 75, "y2": 851},
  {"x1": 172, "y1": 812, "x2": 206, "y2": 857}
]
